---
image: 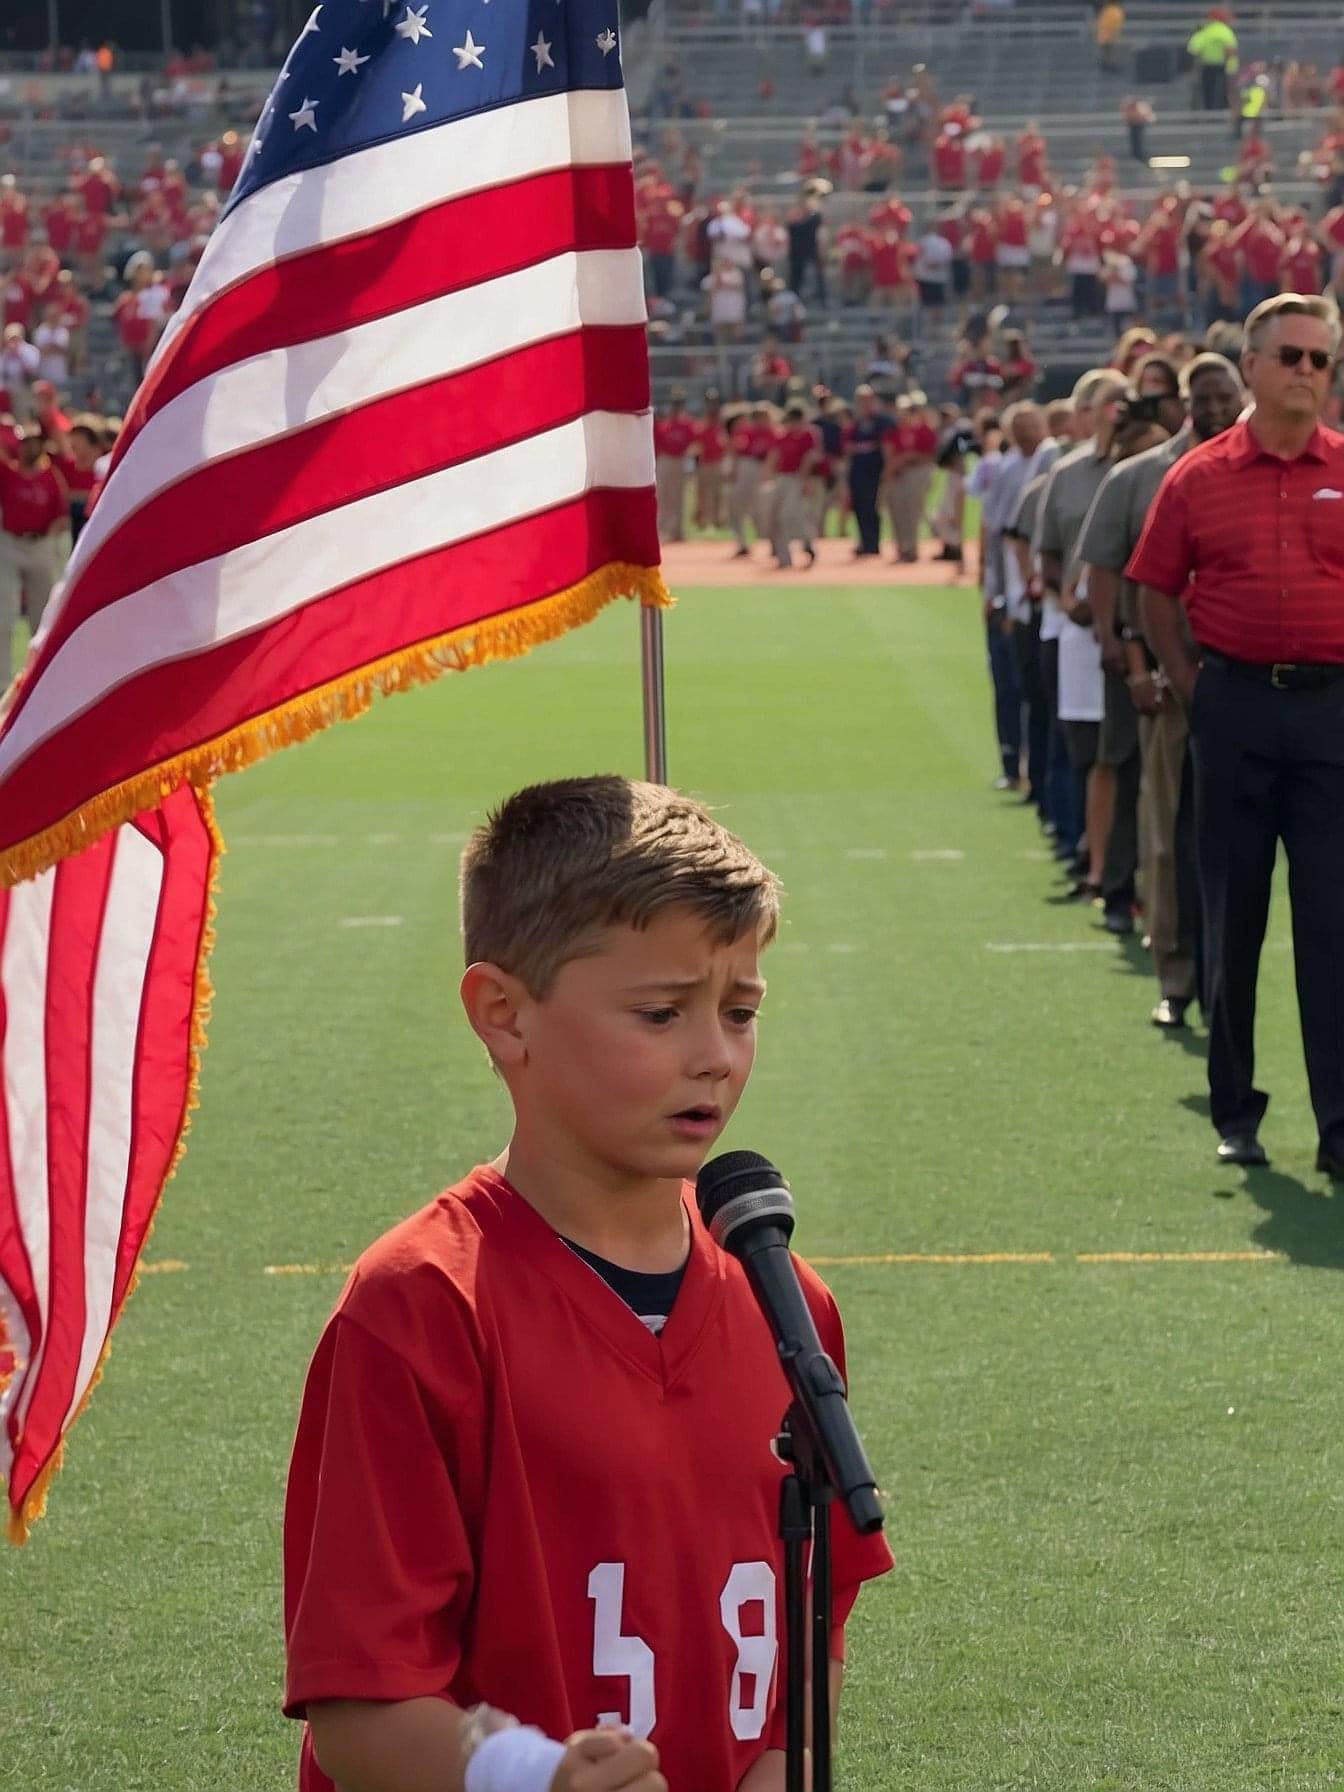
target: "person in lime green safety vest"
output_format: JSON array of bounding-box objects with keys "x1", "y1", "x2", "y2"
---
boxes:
[
  {"x1": 1237, "y1": 74, "x2": 1268, "y2": 140},
  {"x1": 1188, "y1": 10, "x2": 1238, "y2": 112}
]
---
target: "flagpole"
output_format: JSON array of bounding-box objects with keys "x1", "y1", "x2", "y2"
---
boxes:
[{"x1": 640, "y1": 604, "x2": 668, "y2": 785}]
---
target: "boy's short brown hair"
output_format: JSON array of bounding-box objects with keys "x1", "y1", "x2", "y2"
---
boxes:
[{"x1": 460, "y1": 776, "x2": 780, "y2": 996}]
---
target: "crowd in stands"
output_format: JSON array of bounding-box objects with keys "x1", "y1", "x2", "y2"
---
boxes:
[{"x1": 634, "y1": 45, "x2": 1344, "y2": 366}]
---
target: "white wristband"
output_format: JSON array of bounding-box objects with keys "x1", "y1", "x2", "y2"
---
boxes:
[{"x1": 463, "y1": 1725, "x2": 567, "y2": 1792}]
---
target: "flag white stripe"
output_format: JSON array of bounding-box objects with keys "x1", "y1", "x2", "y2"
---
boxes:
[
  {"x1": 2, "y1": 869, "x2": 56, "y2": 1438},
  {"x1": 0, "y1": 410, "x2": 653, "y2": 781},
  {"x1": 62, "y1": 829, "x2": 164, "y2": 1438},
  {"x1": 0, "y1": 1279, "x2": 30, "y2": 1478},
  {"x1": 155, "y1": 88, "x2": 633, "y2": 363},
  {"x1": 61, "y1": 247, "x2": 646, "y2": 599}
]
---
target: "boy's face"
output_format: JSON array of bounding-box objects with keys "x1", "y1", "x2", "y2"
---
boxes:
[{"x1": 508, "y1": 908, "x2": 766, "y2": 1186}]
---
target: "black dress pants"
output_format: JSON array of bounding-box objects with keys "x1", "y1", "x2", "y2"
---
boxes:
[
  {"x1": 1190, "y1": 659, "x2": 1344, "y2": 1148},
  {"x1": 849, "y1": 455, "x2": 882, "y2": 554}
]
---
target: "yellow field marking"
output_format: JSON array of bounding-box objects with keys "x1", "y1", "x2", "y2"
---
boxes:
[
  {"x1": 1076, "y1": 1250, "x2": 1282, "y2": 1265},
  {"x1": 140, "y1": 1259, "x2": 189, "y2": 1274},
  {"x1": 264, "y1": 1261, "x2": 352, "y2": 1275},
  {"x1": 810, "y1": 1251, "x2": 1055, "y2": 1266}
]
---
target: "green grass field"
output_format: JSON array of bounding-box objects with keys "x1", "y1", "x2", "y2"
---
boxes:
[{"x1": 7, "y1": 582, "x2": 1344, "y2": 1791}]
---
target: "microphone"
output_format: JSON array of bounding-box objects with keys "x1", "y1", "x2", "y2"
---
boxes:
[{"x1": 697, "y1": 1150, "x2": 885, "y2": 1535}]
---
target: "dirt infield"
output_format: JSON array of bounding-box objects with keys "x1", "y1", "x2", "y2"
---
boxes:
[{"x1": 658, "y1": 535, "x2": 981, "y2": 588}]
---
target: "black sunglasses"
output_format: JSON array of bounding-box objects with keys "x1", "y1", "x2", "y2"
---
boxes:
[{"x1": 1275, "y1": 345, "x2": 1333, "y2": 371}]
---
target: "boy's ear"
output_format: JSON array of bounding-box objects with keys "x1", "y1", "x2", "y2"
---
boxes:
[{"x1": 460, "y1": 961, "x2": 531, "y2": 1067}]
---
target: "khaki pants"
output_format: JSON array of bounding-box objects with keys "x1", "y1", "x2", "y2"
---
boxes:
[
  {"x1": 1139, "y1": 697, "x2": 1195, "y2": 1001},
  {"x1": 766, "y1": 472, "x2": 810, "y2": 564},
  {"x1": 0, "y1": 528, "x2": 62, "y2": 677},
  {"x1": 886, "y1": 465, "x2": 933, "y2": 559},
  {"x1": 655, "y1": 455, "x2": 686, "y2": 541},
  {"x1": 728, "y1": 458, "x2": 763, "y2": 547},
  {"x1": 695, "y1": 461, "x2": 724, "y2": 530}
]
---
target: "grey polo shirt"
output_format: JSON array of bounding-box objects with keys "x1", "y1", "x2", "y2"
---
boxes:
[
  {"x1": 1076, "y1": 429, "x2": 1192, "y2": 632},
  {"x1": 1033, "y1": 437, "x2": 1116, "y2": 586}
]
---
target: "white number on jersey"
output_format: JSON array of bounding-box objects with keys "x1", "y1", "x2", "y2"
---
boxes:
[
  {"x1": 587, "y1": 1559, "x2": 779, "y2": 1742},
  {"x1": 587, "y1": 1562, "x2": 657, "y2": 1738}
]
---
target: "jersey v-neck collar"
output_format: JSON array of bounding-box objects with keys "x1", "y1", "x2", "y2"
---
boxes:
[{"x1": 464, "y1": 1167, "x2": 725, "y2": 1389}]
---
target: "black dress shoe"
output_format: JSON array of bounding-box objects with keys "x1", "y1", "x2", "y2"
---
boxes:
[
  {"x1": 1217, "y1": 1133, "x2": 1268, "y2": 1167},
  {"x1": 1316, "y1": 1145, "x2": 1344, "y2": 1180},
  {"x1": 1151, "y1": 997, "x2": 1188, "y2": 1030},
  {"x1": 1102, "y1": 907, "x2": 1135, "y2": 936}
]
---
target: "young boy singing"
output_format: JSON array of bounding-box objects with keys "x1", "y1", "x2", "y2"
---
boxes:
[{"x1": 283, "y1": 776, "x2": 892, "y2": 1792}]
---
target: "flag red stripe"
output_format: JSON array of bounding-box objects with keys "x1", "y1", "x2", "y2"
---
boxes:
[
  {"x1": 16, "y1": 836, "x2": 116, "y2": 1476},
  {"x1": 112, "y1": 795, "x2": 212, "y2": 1318},
  {"x1": 3, "y1": 487, "x2": 656, "y2": 858},
  {"x1": 7, "y1": 789, "x2": 213, "y2": 1512},
  {"x1": 123, "y1": 162, "x2": 636, "y2": 452},
  {"x1": 25, "y1": 324, "x2": 651, "y2": 690}
]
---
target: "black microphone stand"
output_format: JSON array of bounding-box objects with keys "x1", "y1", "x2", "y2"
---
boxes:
[{"x1": 776, "y1": 1402, "x2": 835, "y2": 1792}]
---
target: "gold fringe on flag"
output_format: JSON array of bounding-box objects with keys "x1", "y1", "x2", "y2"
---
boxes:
[
  {"x1": 0, "y1": 563, "x2": 673, "y2": 890},
  {"x1": 2, "y1": 561, "x2": 670, "y2": 1539}
]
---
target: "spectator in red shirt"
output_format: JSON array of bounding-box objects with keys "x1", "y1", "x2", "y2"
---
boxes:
[
  {"x1": 762, "y1": 401, "x2": 819, "y2": 569},
  {"x1": 1228, "y1": 198, "x2": 1286, "y2": 307},
  {"x1": 881, "y1": 396, "x2": 937, "y2": 563},
  {"x1": 1199, "y1": 218, "x2": 1242, "y2": 324},
  {"x1": 869, "y1": 229, "x2": 913, "y2": 303},
  {"x1": 973, "y1": 133, "x2": 1005, "y2": 190},
  {"x1": 691, "y1": 390, "x2": 727, "y2": 531},
  {"x1": 1135, "y1": 199, "x2": 1184, "y2": 326},
  {"x1": 40, "y1": 194, "x2": 76, "y2": 261},
  {"x1": 1281, "y1": 229, "x2": 1324, "y2": 295},
  {"x1": 726, "y1": 401, "x2": 776, "y2": 558},
  {"x1": 73, "y1": 156, "x2": 119, "y2": 218},
  {"x1": 1128, "y1": 293, "x2": 1344, "y2": 1171},
  {"x1": 0, "y1": 175, "x2": 28, "y2": 271},
  {"x1": 965, "y1": 205, "x2": 998, "y2": 298},
  {"x1": 932, "y1": 125, "x2": 967, "y2": 191},
  {"x1": 640, "y1": 192, "x2": 684, "y2": 302},
  {"x1": 73, "y1": 197, "x2": 109, "y2": 285},
  {"x1": 995, "y1": 197, "x2": 1030, "y2": 299},
  {"x1": 652, "y1": 387, "x2": 696, "y2": 542},
  {"x1": 836, "y1": 222, "x2": 873, "y2": 307},
  {"x1": 1016, "y1": 122, "x2": 1048, "y2": 188},
  {"x1": 0, "y1": 422, "x2": 69, "y2": 671}
]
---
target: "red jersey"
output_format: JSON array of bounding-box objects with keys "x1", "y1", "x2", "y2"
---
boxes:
[
  {"x1": 967, "y1": 217, "x2": 998, "y2": 263},
  {"x1": 867, "y1": 197, "x2": 911, "y2": 236},
  {"x1": 73, "y1": 168, "x2": 116, "y2": 215},
  {"x1": 870, "y1": 233, "x2": 912, "y2": 288},
  {"x1": 1281, "y1": 238, "x2": 1323, "y2": 292},
  {"x1": 1237, "y1": 221, "x2": 1285, "y2": 283},
  {"x1": 41, "y1": 202, "x2": 73, "y2": 254},
  {"x1": 1017, "y1": 134, "x2": 1046, "y2": 186},
  {"x1": 695, "y1": 420, "x2": 728, "y2": 464},
  {"x1": 54, "y1": 452, "x2": 97, "y2": 496},
  {"x1": 836, "y1": 223, "x2": 873, "y2": 272},
  {"x1": 772, "y1": 423, "x2": 819, "y2": 473},
  {"x1": 1205, "y1": 240, "x2": 1240, "y2": 288},
  {"x1": 997, "y1": 206, "x2": 1028, "y2": 249},
  {"x1": 74, "y1": 210, "x2": 108, "y2": 255},
  {"x1": 1142, "y1": 216, "x2": 1181, "y2": 277},
  {"x1": 284, "y1": 1170, "x2": 892, "y2": 1792},
  {"x1": 0, "y1": 194, "x2": 27, "y2": 249},
  {"x1": 0, "y1": 461, "x2": 67, "y2": 535},
  {"x1": 882, "y1": 421, "x2": 937, "y2": 461},
  {"x1": 932, "y1": 134, "x2": 966, "y2": 187},
  {"x1": 653, "y1": 415, "x2": 696, "y2": 458},
  {"x1": 2, "y1": 274, "x2": 32, "y2": 329},
  {"x1": 974, "y1": 143, "x2": 1005, "y2": 186},
  {"x1": 1126, "y1": 419, "x2": 1344, "y2": 663}
]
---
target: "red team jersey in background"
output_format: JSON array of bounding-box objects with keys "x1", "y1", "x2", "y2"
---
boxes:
[{"x1": 284, "y1": 1168, "x2": 892, "y2": 1792}]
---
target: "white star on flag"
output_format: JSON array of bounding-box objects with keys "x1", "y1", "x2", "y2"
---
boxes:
[
  {"x1": 299, "y1": 5, "x2": 323, "y2": 38},
  {"x1": 333, "y1": 44, "x2": 370, "y2": 74},
  {"x1": 531, "y1": 31, "x2": 554, "y2": 70},
  {"x1": 400, "y1": 82, "x2": 428, "y2": 121},
  {"x1": 395, "y1": 4, "x2": 432, "y2": 43},
  {"x1": 288, "y1": 95, "x2": 320, "y2": 131},
  {"x1": 596, "y1": 27, "x2": 617, "y2": 54},
  {"x1": 453, "y1": 29, "x2": 485, "y2": 68}
]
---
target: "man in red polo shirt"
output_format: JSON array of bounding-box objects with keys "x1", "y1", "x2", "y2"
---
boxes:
[
  {"x1": 762, "y1": 401, "x2": 819, "y2": 570},
  {"x1": 1128, "y1": 294, "x2": 1344, "y2": 1173},
  {"x1": 0, "y1": 423, "x2": 69, "y2": 675},
  {"x1": 652, "y1": 388, "x2": 696, "y2": 542},
  {"x1": 691, "y1": 389, "x2": 728, "y2": 531}
]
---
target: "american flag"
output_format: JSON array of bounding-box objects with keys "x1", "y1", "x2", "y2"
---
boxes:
[{"x1": 0, "y1": 0, "x2": 664, "y2": 1540}]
